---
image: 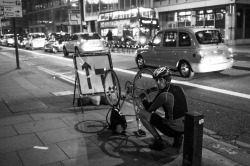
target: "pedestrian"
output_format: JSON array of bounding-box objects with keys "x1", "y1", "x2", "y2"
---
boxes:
[
  {"x1": 138, "y1": 66, "x2": 188, "y2": 151},
  {"x1": 106, "y1": 29, "x2": 113, "y2": 51}
]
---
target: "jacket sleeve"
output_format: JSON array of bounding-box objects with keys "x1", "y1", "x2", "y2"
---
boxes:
[{"x1": 147, "y1": 92, "x2": 168, "y2": 113}]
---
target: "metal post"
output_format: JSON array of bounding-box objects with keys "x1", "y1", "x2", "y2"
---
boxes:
[
  {"x1": 13, "y1": 18, "x2": 20, "y2": 69},
  {"x1": 183, "y1": 112, "x2": 204, "y2": 166},
  {"x1": 79, "y1": 0, "x2": 83, "y2": 32}
]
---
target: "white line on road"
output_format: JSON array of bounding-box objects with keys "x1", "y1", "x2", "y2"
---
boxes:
[
  {"x1": 17, "y1": 49, "x2": 250, "y2": 100},
  {"x1": 114, "y1": 68, "x2": 250, "y2": 100}
]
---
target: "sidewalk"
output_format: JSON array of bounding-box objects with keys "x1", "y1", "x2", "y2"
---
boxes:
[{"x1": 0, "y1": 51, "x2": 249, "y2": 166}]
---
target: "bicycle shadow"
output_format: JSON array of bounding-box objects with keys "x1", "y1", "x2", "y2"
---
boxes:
[{"x1": 97, "y1": 130, "x2": 181, "y2": 165}]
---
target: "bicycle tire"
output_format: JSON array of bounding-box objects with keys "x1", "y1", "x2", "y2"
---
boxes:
[
  {"x1": 133, "y1": 68, "x2": 159, "y2": 111},
  {"x1": 103, "y1": 69, "x2": 121, "y2": 107}
]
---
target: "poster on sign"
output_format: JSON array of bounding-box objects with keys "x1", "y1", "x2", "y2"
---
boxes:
[{"x1": 73, "y1": 53, "x2": 112, "y2": 95}]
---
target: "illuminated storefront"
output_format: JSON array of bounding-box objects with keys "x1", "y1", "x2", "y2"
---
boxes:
[
  {"x1": 155, "y1": 0, "x2": 250, "y2": 45},
  {"x1": 98, "y1": 7, "x2": 159, "y2": 46}
]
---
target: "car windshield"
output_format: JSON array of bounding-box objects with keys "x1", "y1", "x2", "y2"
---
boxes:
[
  {"x1": 195, "y1": 30, "x2": 223, "y2": 44},
  {"x1": 80, "y1": 34, "x2": 101, "y2": 40}
]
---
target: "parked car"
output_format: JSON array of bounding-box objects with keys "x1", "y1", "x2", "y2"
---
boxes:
[
  {"x1": 44, "y1": 32, "x2": 70, "y2": 52},
  {"x1": 0, "y1": 34, "x2": 15, "y2": 46},
  {"x1": 25, "y1": 32, "x2": 46, "y2": 50},
  {"x1": 63, "y1": 32, "x2": 109, "y2": 56},
  {"x1": 135, "y1": 27, "x2": 234, "y2": 79}
]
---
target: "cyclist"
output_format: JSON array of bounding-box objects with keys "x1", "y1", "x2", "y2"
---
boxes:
[{"x1": 138, "y1": 66, "x2": 188, "y2": 151}]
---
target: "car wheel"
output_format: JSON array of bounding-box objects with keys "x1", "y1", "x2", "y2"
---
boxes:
[
  {"x1": 63, "y1": 47, "x2": 69, "y2": 56},
  {"x1": 179, "y1": 61, "x2": 194, "y2": 79},
  {"x1": 75, "y1": 48, "x2": 80, "y2": 55},
  {"x1": 136, "y1": 55, "x2": 145, "y2": 69}
]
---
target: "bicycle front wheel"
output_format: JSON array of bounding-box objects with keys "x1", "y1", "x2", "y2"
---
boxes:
[
  {"x1": 133, "y1": 68, "x2": 159, "y2": 111},
  {"x1": 103, "y1": 69, "x2": 121, "y2": 107}
]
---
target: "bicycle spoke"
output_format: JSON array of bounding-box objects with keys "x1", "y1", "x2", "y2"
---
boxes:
[
  {"x1": 104, "y1": 69, "x2": 121, "y2": 107},
  {"x1": 133, "y1": 69, "x2": 159, "y2": 110}
]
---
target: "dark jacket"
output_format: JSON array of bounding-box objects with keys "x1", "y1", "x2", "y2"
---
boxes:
[{"x1": 106, "y1": 30, "x2": 113, "y2": 41}]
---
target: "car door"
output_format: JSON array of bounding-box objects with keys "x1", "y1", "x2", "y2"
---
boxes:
[
  {"x1": 157, "y1": 31, "x2": 178, "y2": 69},
  {"x1": 69, "y1": 34, "x2": 78, "y2": 52},
  {"x1": 66, "y1": 35, "x2": 75, "y2": 53},
  {"x1": 175, "y1": 31, "x2": 194, "y2": 66},
  {"x1": 144, "y1": 32, "x2": 163, "y2": 67}
]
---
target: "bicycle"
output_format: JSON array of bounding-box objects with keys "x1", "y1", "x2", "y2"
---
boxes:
[{"x1": 103, "y1": 68, "x2": 159, "y2": 137}]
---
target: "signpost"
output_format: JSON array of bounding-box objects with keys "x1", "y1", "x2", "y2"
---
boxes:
[
  {"x1": 0, "y1": 0, "x2": 22, "y2": 69},
  {"x1": 68, "y1": 9, "x2": 80, "y2": 25}
]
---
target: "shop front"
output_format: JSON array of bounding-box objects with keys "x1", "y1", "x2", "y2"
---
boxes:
[{"x1": 158, "y1": 3, "x2": 250, "y2": 45}]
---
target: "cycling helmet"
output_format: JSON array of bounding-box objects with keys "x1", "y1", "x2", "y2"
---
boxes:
[{"x1": 153, "y1": 66, "x2": 171, "y2": 81}]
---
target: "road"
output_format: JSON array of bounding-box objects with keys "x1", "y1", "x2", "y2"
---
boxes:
[{"x1": 1, "y1": 46, "x2": 250, "y2": 149}]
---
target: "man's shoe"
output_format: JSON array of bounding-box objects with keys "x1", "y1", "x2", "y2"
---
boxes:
[
  {"x1": 149, "y1": 138, "x2": 165, "y2": 151},
  {"x1": 172, "y1": 135, "x2": 183, "y2": 148}
]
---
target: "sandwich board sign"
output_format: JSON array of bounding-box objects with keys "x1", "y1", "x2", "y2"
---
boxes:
[{"x1": 73, "y1": 52, "x2": 113, "y2": 95}]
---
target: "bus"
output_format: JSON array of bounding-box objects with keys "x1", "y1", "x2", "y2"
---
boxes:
[{"x1": 98, "y1": 7, "x2": 159, "y2": 48}]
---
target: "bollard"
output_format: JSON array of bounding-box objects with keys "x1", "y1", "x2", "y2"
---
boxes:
[{"x1": 183, "y1": 112, "x2": 204, "y2": 166}]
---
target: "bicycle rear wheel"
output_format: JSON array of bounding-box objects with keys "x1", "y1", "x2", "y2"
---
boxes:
[
  {"x1": 133, "y1": 68, "x2": 159, "y2": 111},
  {"x1": 104, "y1": 69, "x2": 121, "y2": 107}
]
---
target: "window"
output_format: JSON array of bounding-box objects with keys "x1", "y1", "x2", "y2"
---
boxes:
[
  {"x1": 195, "y1": 30, "x2": 223, "y2": 44},
  {"x1": 152, "y1": 32, "x2": 162, "y2": 46},
  {"x1": 163, "y1": 32, "x2": 177, "y2": 47},
  {"x1": 179, "y1": 32, "x2": 191, "y2": 46}
]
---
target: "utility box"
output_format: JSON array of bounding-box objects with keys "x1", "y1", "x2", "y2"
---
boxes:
[{"x1": 183, "y1": 112, "x2": 204, "y2": 166}]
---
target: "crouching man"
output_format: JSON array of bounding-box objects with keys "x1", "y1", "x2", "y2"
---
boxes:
[{"x1": 138, "y1": 66, "x2": 188, "y2": 151}]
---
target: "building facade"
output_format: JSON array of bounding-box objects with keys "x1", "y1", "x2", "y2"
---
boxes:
[
  {"x1": 3, "y1": 0, "x2": 247, "y2": 45},
  {"x1": 84, "y1": 0, "x2": 153, "y2": 33},
  {"x1": 155, "y1": 0, "x2": 250, "y2": 45},
  {"x1": 26, "y1": 0, "x2": 84, "y2": 35}
]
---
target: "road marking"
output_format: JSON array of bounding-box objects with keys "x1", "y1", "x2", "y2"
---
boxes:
[
  {"x1": 114, "y1": 68, "x2": 250, "y2": 100},
  {"x1": 17, "y1": 49, "x2": 250, "y2": 100}
]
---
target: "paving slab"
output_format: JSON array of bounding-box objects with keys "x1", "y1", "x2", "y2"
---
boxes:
[
  {"x1": 13, "y1": 77, "x2": 40, "y2": 90},
  {"x1": 0, "y1": 152, "x2": 23, "y2": 166},
  {"x1": 0, "y1": 133, "x2": 43, "y2": 153},
  {"x1": 57, "y1": 137, "x2": 100, "y2": 158},
  {"x1": 18, "y1": 144, "x2": 69, "y2": 166},
  {"x1": 29, "y1": 109, "x2": 75, "y2": 121},
  {"x1": 59, "y1": 114, "x2": 99, "y2": 127},
  {"x1": 7, "y1": 100, "x2": 48, "y2": 113},
  {"x1": 42, "y1": 162, "x2": 64, "y2": 166},
  {"x1": 14, "y1": 118, "x2": 69, "y2": 134},
  {"x1": 0, "y1": 100, "x2": 12, "y2": 117},
  {"x1": 0, "y1": 114, "x2": 34, "y2": 126},
  {"x1": 0, "y1": 125, "x2": 18, "y2": 139},
  {"x1": 36, "y1": 127, "x2": 86, "y2": 145}
]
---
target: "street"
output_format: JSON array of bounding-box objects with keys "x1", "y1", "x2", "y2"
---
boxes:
[{"x1": 1, "y1": 46, "x2": 250, "y2": 149}]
